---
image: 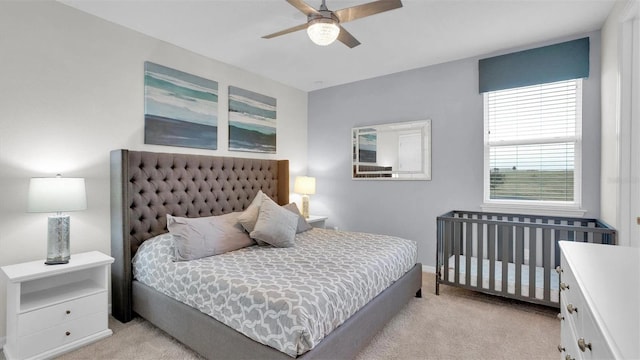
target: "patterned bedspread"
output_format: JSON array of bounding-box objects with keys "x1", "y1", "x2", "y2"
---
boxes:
[{"x1": 132, "y1": 228, "x2": 417, "y2": 357}]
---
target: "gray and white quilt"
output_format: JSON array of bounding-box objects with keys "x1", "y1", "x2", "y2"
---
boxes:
[{"x1": 132, "y1": 228, "x2": 417, "y2": 357}]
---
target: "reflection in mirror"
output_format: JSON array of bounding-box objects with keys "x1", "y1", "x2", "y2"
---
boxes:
[{"x1": 352, "y1": 120, "x2": 431, "y2": 180}]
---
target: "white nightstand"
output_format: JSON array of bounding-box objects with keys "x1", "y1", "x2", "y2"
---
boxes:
[
  {"x1": 1, "y1": 251, "x2": 114, "y2": 360},
  {"x1": 306, "y1": 215, "x2": 328, "y2": 229}
]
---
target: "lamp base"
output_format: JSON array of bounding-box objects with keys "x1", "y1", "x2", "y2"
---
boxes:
[
  {"x1": 45, "y1": 258, "x2": 70, "y2": 265},
  {"x1": 45, "y1": 214, "x2": 70, "y2": 265},
  {"x1": 301, "y1": 195, "x2": 310, "y2": 219}
]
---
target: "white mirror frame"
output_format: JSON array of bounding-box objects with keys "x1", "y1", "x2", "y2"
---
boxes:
[{"x1": 352, "y1": 119, "x2": 431, "y2": 181}]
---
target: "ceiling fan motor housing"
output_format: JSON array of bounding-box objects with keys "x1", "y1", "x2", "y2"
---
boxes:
[{"x1": 308, "y1": 10, "x2": 339, "y2": 24}]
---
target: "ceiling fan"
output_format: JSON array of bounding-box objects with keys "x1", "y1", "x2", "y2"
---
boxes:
[{"x1": 262, "y1": 0, "x2": 403, "y2": 48}]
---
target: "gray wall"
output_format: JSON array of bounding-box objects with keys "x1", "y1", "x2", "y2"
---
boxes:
[{"x1": 308, "y1": 31, "x2": 602, "y2": 268}]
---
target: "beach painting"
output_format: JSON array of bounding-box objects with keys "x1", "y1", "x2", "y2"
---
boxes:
[
  {"x1": 228, "y1": 86, "x2": 276, "y2": 153},
  {"x1": 144, "y1": 62, "x2": 218, "y2": 150}
]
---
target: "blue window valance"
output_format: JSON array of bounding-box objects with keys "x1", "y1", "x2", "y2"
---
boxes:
[{"x1": 479, "y1": 37, "x2": 589, "y2": 93}]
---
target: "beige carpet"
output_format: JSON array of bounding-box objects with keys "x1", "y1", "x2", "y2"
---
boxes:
[{"x1": 35, "y1": 273, "x2": 559, "y2": 359}]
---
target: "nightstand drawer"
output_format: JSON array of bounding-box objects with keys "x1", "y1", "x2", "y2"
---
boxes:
[
  {"x1": 17, "y1": 311, "x2": 108, "y2": 359},
  {"x1": 17, "y1": 291, "x2": 107, "y2": 337}
]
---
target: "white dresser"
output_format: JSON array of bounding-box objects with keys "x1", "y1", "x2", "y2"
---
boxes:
[
  {"x1": 558, "y1": 241, "x2": 639, "y2": 360},
  {"x1": 1, "y1": 251, "x2": 114, "y2": 360}
]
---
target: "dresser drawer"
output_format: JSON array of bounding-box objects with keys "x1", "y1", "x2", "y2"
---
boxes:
[
  {"x1": 581, "y1": 305, "x2": 615, "y2": 360},
  {"x1": 17, "y1": 291, "x2": 107, "y2": 337},
  {"x1": 559, "y1": 257, "x2": 580, "y2": 309},
  {"x1": 561, "y1": 293, "x2": 583, "y2": 333},
  {"x1": 560, "y1": 315, "x2": 582, "y2": 360},
  {"x1": 16, "y1": 311, "x2": 107, "y2": 359}
]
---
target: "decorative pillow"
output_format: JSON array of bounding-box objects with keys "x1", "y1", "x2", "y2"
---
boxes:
[
  {"x1": 283, "y1": 203, "x2": 313, "y2": 233},
  {"x1": 237, "y1": 190, "x2": 266, "y2": 233},
  {"x1": 250, "y1": 197, "x2": 298, "y2": 248},
  {"x1": 167, "y1": 212, "x2": 253, "y2": 261}
]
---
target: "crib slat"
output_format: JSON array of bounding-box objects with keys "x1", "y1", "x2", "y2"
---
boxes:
[
  {"x1": 515, "y1": 226, "x2": 524, "y2": 298},
  {"x1": 477, "y1": 223, "x2": 484, "y2": 289},
  {"x1": 454, "y1": 221, "x2": 461, "y2": 285},
  {"x1": 529, "y1": 227, "x2": 537, "y2": 300},
  {"x1": 501, "y1": 225, "x2": 509, "y2": 295},
  {"x1": 466, "y1": 221, "x2": 472, "y2": 287},
  {"x1": 543, "y1": 228, "x2": 552, "y2": 302},
  {"x1": 444, "y1": 220, "x2": 451, "y2": 283},
  {"x1": 488, "y1": 223, "x2": 496, "y2": 291},
  {"x1": 554, "y1": 225, "x2": 561, "y2": 269}
]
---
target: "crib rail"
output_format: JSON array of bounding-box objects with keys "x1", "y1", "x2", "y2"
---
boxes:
[{"x1": 436, "y1": 210, "x2": 616, "y2": 307}]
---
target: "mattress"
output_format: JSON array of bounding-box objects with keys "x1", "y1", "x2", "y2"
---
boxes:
[
  {"x1": 445, "y1": 255, "x2": 559, "y2": 303},
  {"x1": 132, "y1": 228, "x2": 417, "y2": 357}
]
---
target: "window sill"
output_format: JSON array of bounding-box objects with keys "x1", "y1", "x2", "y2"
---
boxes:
[{"x1": 481, "y1": 202, "x2": 587, "y2": 218}]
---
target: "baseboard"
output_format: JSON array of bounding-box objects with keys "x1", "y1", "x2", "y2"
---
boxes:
[{"x1": 422, "y1": 264, "x2": 436, "y2": 274}]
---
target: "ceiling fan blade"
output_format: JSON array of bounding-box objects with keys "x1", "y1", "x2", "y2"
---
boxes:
[
  {"x1": 337, "y1": 26, "x2": 361, "y2": 48},
  {"x1": 335, "y1": 0, "x2": 403, "y2": 23},
  {"x1": 262, "y1": 23, "x2": 309, "y2": 39},
  {"x1": 286, "y1": 0, "x2": 320, "y2": 16}
]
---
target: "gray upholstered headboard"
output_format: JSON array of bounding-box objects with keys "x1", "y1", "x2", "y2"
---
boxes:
[{"x1": 110, "y1": 149, "x2": 289, "y2": 322}]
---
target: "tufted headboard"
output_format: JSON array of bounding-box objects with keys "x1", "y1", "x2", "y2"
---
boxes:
[{"x1": 110, "y1": 149, "x2": 289, "y2": 322}]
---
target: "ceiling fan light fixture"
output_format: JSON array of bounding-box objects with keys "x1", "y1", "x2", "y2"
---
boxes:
[{"x1": 307, "y1": 18, "x2": 340, "y2": 46}]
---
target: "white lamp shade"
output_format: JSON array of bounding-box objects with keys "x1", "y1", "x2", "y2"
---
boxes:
[
  {"x1": 294, "y1": 176, "x2": 316, "y2": 195},
  {"x1": 307, "y1": 19, "x2": 340, "y2": 46},
  {"x1": 27, "y1": 176, "x2": 87, "y2": 213}
]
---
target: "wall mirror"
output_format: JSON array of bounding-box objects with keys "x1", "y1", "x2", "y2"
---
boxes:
[{"x1": 352, "y1": 119, "x2": 431, "y2": 180}]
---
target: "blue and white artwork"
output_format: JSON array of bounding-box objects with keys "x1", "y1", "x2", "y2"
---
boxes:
[
  {"x1": 144, "y1": 62, "x2": 218, "y2": 150},
  {"x1": 228, "y1": 86, "x2": 276, "y2": 154},
  {"x1": 358, "y1": 133, "x2": 377, "y2": 163}
]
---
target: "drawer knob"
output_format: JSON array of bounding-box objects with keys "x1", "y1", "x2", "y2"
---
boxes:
[
  {"x1": 65, "y1": 331, "x2": 71, "y2": 336},
  {"x1": 558, "y1": 345, "x2": 565, "y2": 353},
  {"x1": 577, "y1": 338, "x2": 592, "y2": 352},
  {"x1": 567, "y1": 304, "x2": 578, "y2": 314},
  {"x1": 560, "y1": 282, "x2": 570, "y2": 291},
  {"x1": 556, "y1": 266, "x2": 563, "y2": 274},
  {"x1": 66, "y1": 310, "x2": 71, "y2": 315},
  {"x1": 557, "y1": 313, "x2": 564, "y2": 321}
]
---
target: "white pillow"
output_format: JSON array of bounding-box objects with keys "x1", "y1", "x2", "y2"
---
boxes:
[
  {"x1": 250, "y1": 197, "x2": 298, "y2": 248},
  {"x1": 167, "y1": 212, "x2": 253, "y2": 261}
]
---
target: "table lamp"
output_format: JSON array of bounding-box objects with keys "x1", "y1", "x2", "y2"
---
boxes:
[
  {"x1": 27, "y1": 175, "x2": 87, "y2": 265},
  {"x1": 294, "y1": 176, "x2": 316, "y2": 219}
]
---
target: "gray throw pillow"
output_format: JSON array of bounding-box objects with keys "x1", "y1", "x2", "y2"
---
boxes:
[
  {"x1": 283, "y1": 203, "x2": 313, "y2": 233},
  {"x1": 167, "y1": 212, "x2": 253, "y2": 261},
  {"x1": 250, "y1": 198, "x2": 298, "y2": 248},
  {"x1": 237, "y1": 190, "x2": 266, "y2": 233}
]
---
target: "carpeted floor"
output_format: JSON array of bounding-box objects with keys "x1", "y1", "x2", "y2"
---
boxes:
[{"x1": 9, "y1": 273, "x2": 560, "y2": 360}]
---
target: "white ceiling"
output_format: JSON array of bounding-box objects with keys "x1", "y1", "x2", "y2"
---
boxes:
[{"x1": 60, "y1": 0, "x2": 616, "y2": 92}]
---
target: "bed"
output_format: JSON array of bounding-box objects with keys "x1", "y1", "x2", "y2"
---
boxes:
[
  {"x1": 110, "y1": 149, "x2": 422, "y2": 359},
  {"x1": 436, "y1": 210, "x2": 616, "y2": 307}
]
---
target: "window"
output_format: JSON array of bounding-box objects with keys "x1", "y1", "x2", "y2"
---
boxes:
[{"x1": 483, "y1": 79, "x2": 582, "y2": 211}]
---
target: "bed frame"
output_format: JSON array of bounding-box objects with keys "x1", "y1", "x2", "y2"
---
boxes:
[
  {"x1": 436, "y1": 210, "x2": 616, "y2": 307},
  {"x1": 110, "y1": 149, "x2": 422, "y2": 359}
]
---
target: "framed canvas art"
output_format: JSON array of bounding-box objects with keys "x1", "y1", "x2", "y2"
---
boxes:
[
  {"x1": 228, "y1": 86, "x2": 276, "y2": 153},
  {"x1": 144, "y1": 62, "x2": 218, "y2": 150}
]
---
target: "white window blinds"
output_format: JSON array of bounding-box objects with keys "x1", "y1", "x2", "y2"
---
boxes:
[{"x1": 485, "y1": 79, "x2": 581, "y2": 203}]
